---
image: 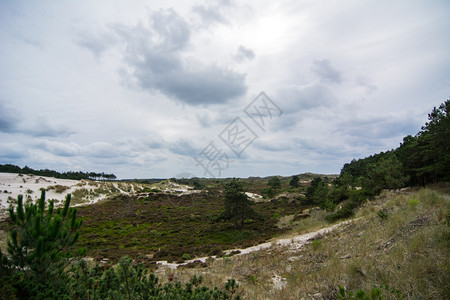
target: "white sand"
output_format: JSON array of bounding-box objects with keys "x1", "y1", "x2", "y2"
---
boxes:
[
  {"x1": 0, "y1": 173, "x2": 105, "y2": 218},
  {"x1": 0, "y1": 174, "x2": 203, "y2": 219}
]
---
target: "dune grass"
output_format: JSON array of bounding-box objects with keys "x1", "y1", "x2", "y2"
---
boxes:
[{"x1": 158, "y1": 188, "x2": 449, "y2": 299}]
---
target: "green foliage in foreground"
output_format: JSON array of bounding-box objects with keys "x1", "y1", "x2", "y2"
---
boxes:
[
  {"x1": 0, "y1": 190, "x2": 84, "y2": 298},
  {"x1": 0, "y1": 193, "x2": 242, "y2": 299},
  {"x1": 70, "y1": 257, "x2": 241, "y2": 300}
]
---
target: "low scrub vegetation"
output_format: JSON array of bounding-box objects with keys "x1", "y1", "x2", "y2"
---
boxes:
[{"x1": 74, "y1": 191, "x2": 300, "y2": 263}]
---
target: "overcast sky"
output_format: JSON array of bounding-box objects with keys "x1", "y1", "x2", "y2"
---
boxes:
[{"x1": 0, "y1": 0, "x2": 449, "y2": 179}]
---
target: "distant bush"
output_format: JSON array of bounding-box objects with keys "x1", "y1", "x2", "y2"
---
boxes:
[
  {"x1": 46, "y1": 184, "x2": 69, "y2": 193},
  {"x1": 261, "y1": 187, "x2": 275, "y2": 198}
]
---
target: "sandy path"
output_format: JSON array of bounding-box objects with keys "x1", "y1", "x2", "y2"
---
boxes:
[{"x1": 156, "y1": 219, "x2": 355, "y2": 269}]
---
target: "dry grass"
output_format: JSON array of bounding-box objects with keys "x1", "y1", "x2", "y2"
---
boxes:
[{"x1": 155, "y1": 188, "x2": 449, "y2": 299}]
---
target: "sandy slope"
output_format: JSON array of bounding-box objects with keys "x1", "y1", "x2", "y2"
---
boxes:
[
  {"x1": 0, "y1": 173, "x2": 97, "y2": 218},
  {"x1": 0, "y1": 173, "x2": 203, "y2": 219}
]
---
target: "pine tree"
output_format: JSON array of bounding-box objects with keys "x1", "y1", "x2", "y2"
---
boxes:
[
  {"x1": 216, "y1": 179, "x2": 259, "y2": 229},
  {"x1": 0, "y1": 189, "x2": 84, "y2": 297},
  {"x1": 268, "y1": 176, "x2": 281, "y2": 192},
  {"x1": 289, "y1": 175, "x2": 300, "y2": 188}
]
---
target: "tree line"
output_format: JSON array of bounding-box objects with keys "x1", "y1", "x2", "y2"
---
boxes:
[
  {"x1": 0, "y1": 164, "x2": 117, "y2": 181},
  {"x1": 341, "y1": 99, "x2": 449, "y2": 186},
  {"x1": 304, "y1": 99, "x2": 449, "y2": 221}
]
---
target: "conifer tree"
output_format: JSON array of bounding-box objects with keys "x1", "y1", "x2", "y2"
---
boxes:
[
  {"x1": 268, "y1": 176, "x2": 281, "y2": 192},
  {"x1": 216, "y1": 179, "x2": 258, "y2": 229},
  {"x1": 289, "y1": 175, "x2": 300, "y2": 188},
  {"x1": 0, "y1": 190, "x2": 84, "y2": 297}
]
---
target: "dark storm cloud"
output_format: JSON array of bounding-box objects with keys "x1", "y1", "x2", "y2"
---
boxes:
[
  {"x1": 310, "y1": 59, "x2": 342, "y2": 84},
  {"x1": 234, "y1": 45, "x2": 255, "y2": 62},
  {"x1": 114, "y1": 8, "x2": 246, "y2": 105}
]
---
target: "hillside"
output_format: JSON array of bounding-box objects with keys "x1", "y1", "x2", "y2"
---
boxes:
[
  {"x1": 1, "y1": 173, "x2": 448, "y2": 298},
  {"x1": 154, "y1": 186, "x2": 449, "y2": 299}
]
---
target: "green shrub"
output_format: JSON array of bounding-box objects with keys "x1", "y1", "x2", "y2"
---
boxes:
[
  {"x1": 248, "y1": 274, "x2": 256, "y2": 284},
  {"x1": 338, "y1": 286, "x2": 382, "y2": 299},
  {"x1": 377, "y1": 209, "x2": 388, "y2": 220},
  {"x1": 408, "y1": 197, "x2": 419, "y2": 208},
  {"x1": 311, "y1": 239, "x2": 322, "y2": 250},
  {"x1": 326, "y1": 203, "x2": 355, "y2": 222}
]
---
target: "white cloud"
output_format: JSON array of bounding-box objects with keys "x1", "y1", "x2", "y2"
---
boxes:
[{"x1": 0, "y1": 0, "x2": 448, "y2": 178}]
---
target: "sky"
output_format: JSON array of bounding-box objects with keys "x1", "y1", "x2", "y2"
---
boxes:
[{"x1": 0, "y1": 0, "x2": 449, "y2": 179}]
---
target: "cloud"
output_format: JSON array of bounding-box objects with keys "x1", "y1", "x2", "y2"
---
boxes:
[
  {"x1": 234, "y1": 45, "x2": 255, "y2": 62},
  {"x1": 0, "y1": 101, "x2": 19, "y2": 133},
  {"x1": 276, "y1": 83, "x2": 333, "y2": 114},
  {"x1": 356, "y1": 76, "x2": 378, "y2": 95},
  {"x1": 1, "y1": 0, "x2": 448, "y2": 179},
  {"x1": 168, "y1": 138, "x2": 201, "y2": 157},
  {"x1": 0, "y1": 142, "x2": 28, "y2": 160},
  {"x1": 39, "y1": 141, "x2": 81, "y2": 157},
  {"x1": 337, "y1": 113, "x2": 421, "y2": 140},
  {"x1": 113, "y1": 8, "x2": 247, "y2": 105},
  {"x1": 253, "y1": 139, "x2": 292, "y2": 152},
  {"x1": 22, "y1": 116, "x2": 75, "y2": 138},
  {"x1": 0, "y1": 103, "x2": 73, "y2": 137},
  {"x1": 310, "y1": 59, "x2": 342, "y2": 84},
  {"x1": 192, "y1": 0, "x2": 232, "y2": 27},
  {"x1": 76, "y1": 27, "x2": 118, "y2": 58}
]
